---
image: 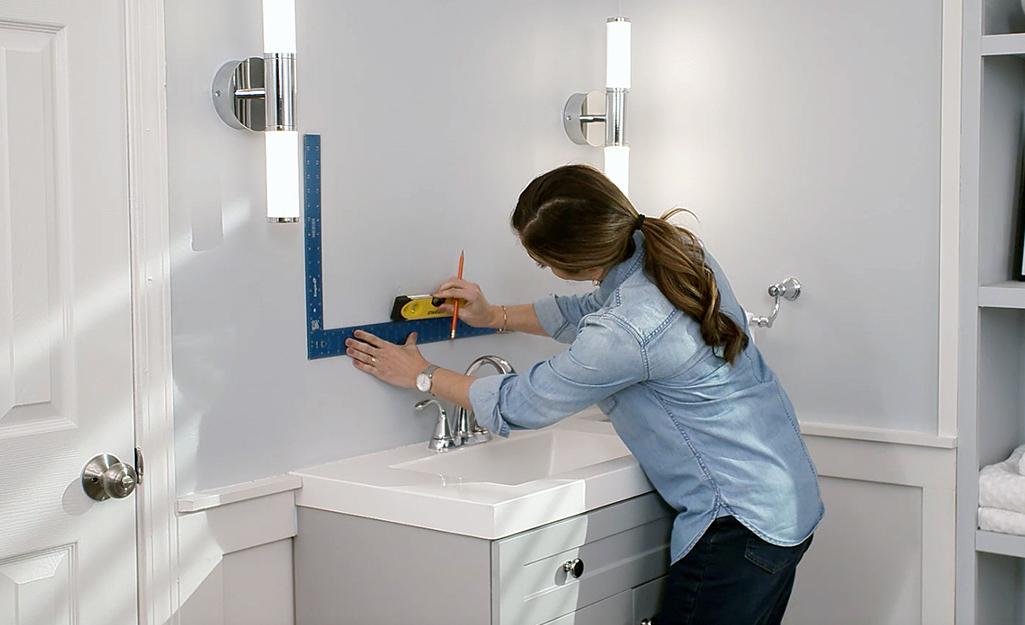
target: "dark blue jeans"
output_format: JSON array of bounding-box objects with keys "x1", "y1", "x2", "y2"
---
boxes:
[{"x1": 656, "y1": 516, "x2": 813, "y2": 625}]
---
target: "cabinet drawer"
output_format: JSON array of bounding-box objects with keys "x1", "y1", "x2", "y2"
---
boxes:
[
  {"x1": 492, "y1": 493, "x2": 673, "y2": 625},
  {"x1": 538, "y1": 589, "x2": 633, "y2": 625},
  {"x1": 631, "y1": 576, "x2": 665, "y2": 624}
]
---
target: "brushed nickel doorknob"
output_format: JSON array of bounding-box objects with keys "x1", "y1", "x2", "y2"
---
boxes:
[{"x1": 81, "y1": 454, "x2": 138, "y2": 501}]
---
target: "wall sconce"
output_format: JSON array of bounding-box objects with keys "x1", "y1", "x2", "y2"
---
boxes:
[
  {"x1": 211, "y1": 0, "x2": 300, "y2": 223},
  {"x1": 564, "y1": 17, "x2": 631, "y2": 197}
]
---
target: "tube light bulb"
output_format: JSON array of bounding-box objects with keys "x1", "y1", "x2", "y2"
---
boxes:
[
  {"x1": 606, "y1": 18, "x2": 631, "y2": 90},
  {"x1": 604, "y1": 145, "x2": 630, "y2": 197},
  {"x1": 263, "y1": 0, "x2": 296, "y2": 54},
  {"x1": 262, "y1": 0, "x2": 298, "y2": 222},
  {"x1": 265, "y1": 131, "x2": 301, "y2": 222}
]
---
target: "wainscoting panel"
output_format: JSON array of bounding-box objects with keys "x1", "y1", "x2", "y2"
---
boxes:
[
  {"x1": 222, "y1": 539, "x2": 295, "y2": 625},
  {"x1": 786, "y1": 432, "x2": 956, "y2": 625},
  {"x1": 176, "y1": 475, "x2": 301, "y2": 625},
  {"x1": 786, "y1": 476, "x2": 924, "y2": 624}
]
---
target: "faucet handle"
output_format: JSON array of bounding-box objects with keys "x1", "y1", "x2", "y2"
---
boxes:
[
  {"x1": 470, "y1": 421, "x2": 491, "y2": 443},
  {"x1": 415, "y1": 399, "x2": 443, "y2": 412},
  {"x1": 415, "y1": 399, "x2": 459, "y2": 452},
  {"x1": 453, "y1": 406, "x2": 491, "y2": 445}
]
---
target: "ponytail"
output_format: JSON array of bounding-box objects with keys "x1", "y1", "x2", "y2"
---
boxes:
[
  {"x1": 637, "y1": 209, "x2": 749, "y2": 364},
  {"x1": 512, "y1": 164, "x2": 749, "y2": 365}
]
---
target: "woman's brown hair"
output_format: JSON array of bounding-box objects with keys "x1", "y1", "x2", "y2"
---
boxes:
[{"x1": 511, "y1": 164, "x2": 749, "y2": 364}]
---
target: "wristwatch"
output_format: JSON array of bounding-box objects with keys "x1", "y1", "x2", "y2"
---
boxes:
[{"x1": 415, "y1": 364, "x2": 440, "y2": 394}]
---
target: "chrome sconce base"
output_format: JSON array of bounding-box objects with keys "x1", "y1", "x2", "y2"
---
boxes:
[
  {"x1": 212, "y1": 53, "x2": 296, "y2": 132},
  {"x1": 564, "y1": 91, "x2": 604, "y2": 147},
  {"x1": 213, "y1": 57, "x2": 267, "y2": 131},
  {"x1": 563, "y1": 89, "x2": 628, "y2": 148}
]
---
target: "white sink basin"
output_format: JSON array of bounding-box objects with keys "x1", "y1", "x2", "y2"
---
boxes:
[
  {"x1": 292, "y1": 407, "x2": 654, "y2": 539},
  {"x1": 390, "y1": 429, "x2": 630, "y2": 486}
]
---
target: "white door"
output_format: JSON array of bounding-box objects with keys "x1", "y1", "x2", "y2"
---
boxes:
[{"x1": 0, "y1": 0, "x2": 138, "y2": 623}]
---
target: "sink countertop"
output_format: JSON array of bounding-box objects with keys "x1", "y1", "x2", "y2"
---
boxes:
[{"x1": 291, "y1": 407, "x2": 655, "y2": 540}]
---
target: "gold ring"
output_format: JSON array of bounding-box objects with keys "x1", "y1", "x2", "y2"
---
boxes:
[{"x1": 370, "y1": 356, "x2": 376, "y2": 366}]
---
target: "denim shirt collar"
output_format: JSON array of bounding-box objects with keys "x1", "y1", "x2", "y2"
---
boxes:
[{"x1": 596, "y1": 231, "x2": 646, "y2": 303}]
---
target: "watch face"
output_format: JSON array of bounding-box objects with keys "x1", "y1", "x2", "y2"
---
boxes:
[{"x1": 415, "y1": 374, "x2": 430, "y2": 392}]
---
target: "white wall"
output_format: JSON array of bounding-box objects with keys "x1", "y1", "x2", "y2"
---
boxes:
[{"x1": 165, "y1": 0, "x2": 947, "y2": 494}]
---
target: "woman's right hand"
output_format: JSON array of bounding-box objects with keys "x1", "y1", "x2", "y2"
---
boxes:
[{"x1": 433, "y1": 278, "x2": 502, "y2": 329}]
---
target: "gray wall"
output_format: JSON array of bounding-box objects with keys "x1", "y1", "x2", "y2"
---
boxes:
[{"x1": 165, "y1": 0, "x2": 943, "y2": 494}]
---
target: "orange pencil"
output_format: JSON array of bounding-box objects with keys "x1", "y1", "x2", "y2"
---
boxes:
[{"x1": 450, "y1": 251, "x2": 464, "y2": 339}]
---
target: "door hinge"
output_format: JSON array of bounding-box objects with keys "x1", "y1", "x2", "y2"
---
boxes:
[{"x1": 135, "y1": 447, "x2": 145, "y2": 485}]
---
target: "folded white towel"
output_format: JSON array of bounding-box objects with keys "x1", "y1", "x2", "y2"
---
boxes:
[
  {"x1": 980, "y1": 506, "x2": 1025, "y2": 536},
  {"x1": 1020, "y1": 451, "x2": 1025, "y2": 477},
  {"x1": 979, "y1": 445, "x2": 1025, "y2": 514}
]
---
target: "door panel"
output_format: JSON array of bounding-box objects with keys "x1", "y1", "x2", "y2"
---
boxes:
[
  {"x1": 0, "y1": 22, "x2": 70, "y2": 436},
  {"x1": 0, "y1": 546, "x2": 73, "y2": 625},
  {"x1": 0, "y1": 1, "x2": 137, "y2": 623}
]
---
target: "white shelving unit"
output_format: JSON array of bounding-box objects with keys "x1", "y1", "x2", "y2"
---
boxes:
[
  {"x1": 977, "y1": 530, "x2": 1025, "y2": 559},
  {"x1": 979, "y1": 282, "x2": 1025, "y2": 308},
  {"x1": 959, "y1": 1, "x2": 1025, "y2": 622}
]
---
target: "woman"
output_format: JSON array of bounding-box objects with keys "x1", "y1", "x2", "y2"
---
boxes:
[{"x1": 345, "y1": 164, "x2": 823, "y2": 625}]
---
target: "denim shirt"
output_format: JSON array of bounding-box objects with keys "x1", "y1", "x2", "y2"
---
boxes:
[{"x1": 468, "y1": 233, "x2": 824, "y2": 563}]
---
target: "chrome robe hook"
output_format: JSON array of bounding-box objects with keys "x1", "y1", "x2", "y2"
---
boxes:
[{"x1": 749, "y1": 277, "x2": 801, "y2": 329}]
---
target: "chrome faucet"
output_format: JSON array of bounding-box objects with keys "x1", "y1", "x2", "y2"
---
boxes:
[
  {"x1": 414, "y1": 356, "x2": 515, "y2": 453},
  {"x1": 454, "y1": 355, "x2": 515, "y2": 446},
  {"x1": 415, "y1": 399, "x2": 459, "y2": 453}
]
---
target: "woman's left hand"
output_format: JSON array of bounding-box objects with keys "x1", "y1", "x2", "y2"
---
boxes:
[{"x1": 345, "y1": 330, "x2": 430, "y2": 388}]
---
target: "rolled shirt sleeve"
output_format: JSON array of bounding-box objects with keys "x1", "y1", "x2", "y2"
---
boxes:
[
  {"x1": 468, "y1": 311, "x2": 646, "y2": 436},
  {"x1": 532, "y1": 287, "x2": 609, "y2": 344}
]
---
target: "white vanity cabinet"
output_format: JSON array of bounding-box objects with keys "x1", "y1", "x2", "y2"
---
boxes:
[{"x1": 294, "y1": 492, "x2": 673, "y2": 625}]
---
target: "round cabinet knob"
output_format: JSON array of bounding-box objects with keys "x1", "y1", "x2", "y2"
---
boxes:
[
  {"x1": 82, "y1": 454, "x2": 138, "y2": 501},
  {"x1": 639, "y1": 620, "x2": 653, "y2": 625},
  {"x1": 562, "y1": 558, "x2": 584, "y2": 579}
]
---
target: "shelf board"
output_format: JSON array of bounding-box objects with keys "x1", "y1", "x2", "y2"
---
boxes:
[
  {"x1": 982, "y1": 33, "x2": 1025, "y2": 56},
  {"x1": 978, "y1": 281, "x2": 1025, "y2": 308},
  {"x1": 977, "y1": 530, "x2": 1025, "y2": 558}
]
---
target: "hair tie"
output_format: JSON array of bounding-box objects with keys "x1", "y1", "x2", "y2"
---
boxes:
[{"x1": 633, "y1": 214, "x2": 646, "y2": 232}]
